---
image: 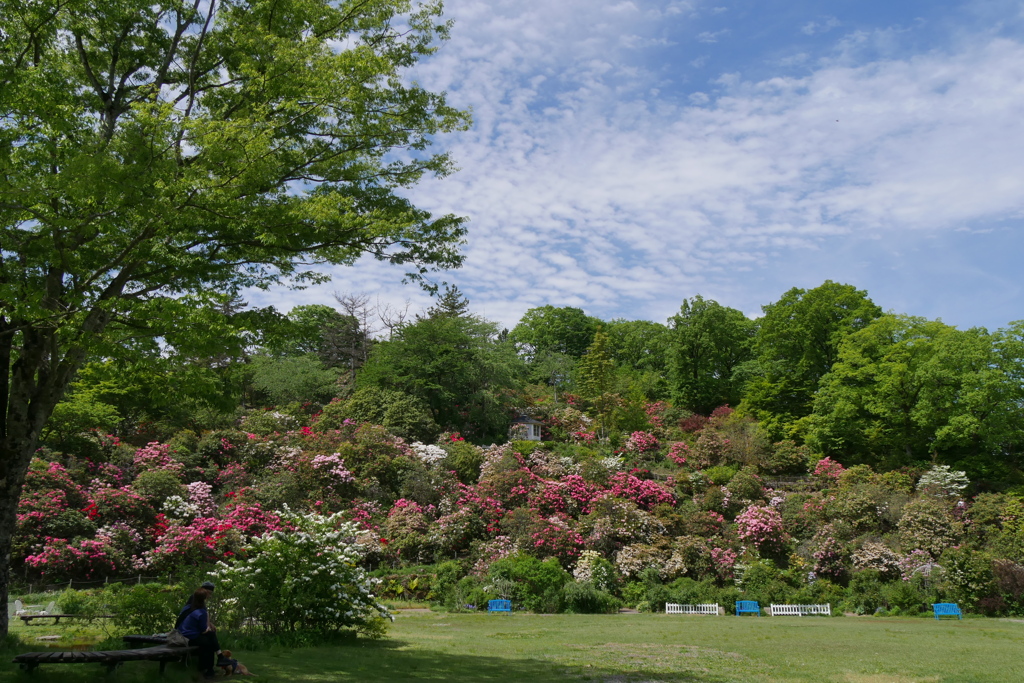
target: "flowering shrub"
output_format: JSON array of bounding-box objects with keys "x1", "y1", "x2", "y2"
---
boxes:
[
  {"x1": 710, "y1": 547, "x2": 739, "y2": 580},
  {"x1": 735, "y1": 504, "x2": 787, "y2": 552},
  {"x1": 145, "y1": 517, "x2": 242, "y2": 571},
  {"x1": 411, "y1": 442, "x2": 447, "y2": 465},
  {"x1": 429, "y1": 506, "x2": 485, "y2": 556},
  {"x1": 186, "y1": 481, "x2": 218, "y2": 517},
  {"x1": 606, "y1": 472, "x2": 675, "y2": 510},
  {"x1": 212, "y1": 508, "x2": 392, "y2": 636},
  {"x1": 614, "y1": 543, "x2": 668, "y2": 579},
  {"x1": 571, "y1": 431, "x2": 597, "y2": 445},
  {"x1": 852, "y1": 541, "x2": 901, "y2": 579},
  {"x1": 310, "y1": 453, "x2": 356, "y2": 484},
  {"x1": 666, "y1": 442, "x2": 689, "y2": 467},
  {"x1": 133, "y1": 442, "x2": 184, "y2": 477},
  {"x1": 580, "y1": 498, "x2": 664, "y2": 556},
  {"x1": 813, "y1": 457, "x2": 846, "y2": 481},
  {"x1": 917, "y1": 465, "x2": 970, "y2": 499},
  {"x1": 810, "y1": 525, "x2": 847, "y2": 581},
  {"x1": 623, "y1": 431, "x2": 659, "y2": 454},
  {"x1": 25, "y1": 537, "x2": 117, "y2": 580},
  {"x1": 572, "y1": 549, "x2": 617, "y2": 591},
  {"x1": 899, "y1": 549, "x2": 940, "y2": 581},
  {"x1": 689, "y1": 430, "x2": 729, "y2": 469},
  {"x1": 898, "y1": 498, "x2": 962, "y2": 558},
  {"x1": 528, "y1": 514, "x2": 584, "y2": 565}
]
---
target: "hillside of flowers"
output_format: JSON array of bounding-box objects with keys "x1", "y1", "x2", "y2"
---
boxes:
[{"x1": 17, "y1": 399, "x2": 1024, "y2": 618}]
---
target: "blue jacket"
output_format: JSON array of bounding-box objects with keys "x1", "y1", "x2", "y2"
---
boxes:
[
  {"x1": 179, "y1": 607, "x2": 208, "y2": 640},
  {"x1": 174, "y1": 603, "x2": 193, "y2": 630}
]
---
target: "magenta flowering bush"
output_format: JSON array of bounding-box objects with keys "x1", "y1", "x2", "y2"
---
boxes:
[
  {"x1": 667, "y1": 442, "x2": 689, "y2": 467},
  {"x1": 133, "y1": 442, "x2": 184, "y2": 477},
  {"x1": 529, "y1": 514, "x2": 584, "y2": 566},
  {"x1": 25, "y1": 537, "x2": 117, "y2": 581},
  {"x1": 813, "y1": 457, "x2": 846, "y2": 481},
  {"x1": 624, "y1": 431, "x2": 659, "y2": 454},
  {"x1": 606, "y1": 472, "x2": 675, "y2": 510},
  {"x1": 735, "y1": 504, "x2": 787, "y2": 552}
]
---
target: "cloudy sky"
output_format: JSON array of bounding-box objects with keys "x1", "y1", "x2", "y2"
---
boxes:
[{"x1": 260, "y1": 0, "x2": 1024, "y2": 332}]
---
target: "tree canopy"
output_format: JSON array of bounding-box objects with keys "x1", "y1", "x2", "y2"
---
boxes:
[{"x1": 0, "y1": 0, "x2": 469, "y2": 638}]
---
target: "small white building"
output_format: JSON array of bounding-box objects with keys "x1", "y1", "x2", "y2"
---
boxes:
[{"x1": 510, "y1": 415, "x2": 543, "y2": 441}]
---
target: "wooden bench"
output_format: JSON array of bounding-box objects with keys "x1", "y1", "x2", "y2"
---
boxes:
[
  {"x1": 12, "y1": 644, "x2": 196, "y2": 673},
  {"x1": 19, "y1": 613, "x2": 115, "y2": 625},
  {"x1": 665, "y1": 603, "x2": 719, "y2": 615},
  {"x1": 770, "y1": 604, "x2": 831, "y2": 616},
  {"x1": 487, "y1": 599, "x2": 512, "y2": 613},
  {"x1": 735, "y1": 600, "x2": 761, "y2": 616},
  {"x1": 122, "y1": 634, "x2": 172, "y2": 646},
  {"x1": 932, "y1": 603, "x2": 963, "y2": 620}
]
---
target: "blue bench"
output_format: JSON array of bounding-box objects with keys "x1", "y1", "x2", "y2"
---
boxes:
[
  {"x1": 735, "y1": 600, "x2": 761, "y2": 616},
  {"x1": 932, "y1": 603, "x2": 962, "y2": 620},
  {"x1": 488, "y1": 599, "x2": 512, "y2": 613}
]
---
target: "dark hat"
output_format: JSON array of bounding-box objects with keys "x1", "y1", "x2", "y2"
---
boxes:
[{"x1": 201, "y1": 581, "x2": 215, "y2": 591}]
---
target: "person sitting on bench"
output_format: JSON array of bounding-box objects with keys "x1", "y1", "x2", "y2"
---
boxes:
[
  {"x1": 178, "y1": 588, "x2": 235, "y2": 678},
  {"x1": 175, "y1": 581, "x2": 216, "y2": 630}
]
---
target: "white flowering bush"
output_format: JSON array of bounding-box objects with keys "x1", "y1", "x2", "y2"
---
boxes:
[
  {"x1": 211, "y1": 507, "x2": 391, "y2": 637},
  {"x1": 162, "y1": 495, "x2": 200, "y2": 520},
  {"x1": 411, "y1": 442, "x2": 447, "y2": 465},
  {"x1": 916, "y1": 465, "x2": 969, "y2": 498},
  {"x1": 572, "y1": 549, "x2": 617, "y2": 591}
]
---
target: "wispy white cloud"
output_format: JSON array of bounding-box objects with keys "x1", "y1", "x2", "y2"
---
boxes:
[
  {"x1": 261, "y1": 1, "x2": 1024, "y2": 333},
  {"x1": 802, "y1": 16, "x2": 841, "y2": 36}
]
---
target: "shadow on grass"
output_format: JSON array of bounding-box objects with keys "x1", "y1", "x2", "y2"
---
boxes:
[{"x1": 242, "y1": 638, "x2": 744, "y2": 682}]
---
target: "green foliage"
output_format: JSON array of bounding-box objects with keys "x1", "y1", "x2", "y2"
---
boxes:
[
  {"x1": 107, "y1": 583, "x2": 183, "y2": 635},
  {"x1": 843, "y1": 570, "x2": 887, "y2": 615},
  {"x1": 667, "y1": 296, "x2": 755, "y2": 414},
  {"x1": 883, "y1": 580, "x2": 926, "y2": 614},
  {"x1": 703, "y1": 465, "x2": 739, "y2": 486},
  {"x1": 738, "y1": 561, "x2": 797, "y2": 606},
  {"x1": 742, "y1": 281, "x2": 882, "y2": 441},
  {"x1": 807, "y1": 315, "x2": 1022, "y2": 477},
  {"x1": 766, "y1": 440, "x2": 812, "y2": 474},
  {"x1": 940, "y1": 547, "x2": 994, "y2": 608},
  {"x1": 131, "y1": 469, "x2": 187, "y2": 506},
  {"x1": 443, "y1": 441, "x2": 485, "y2": 484},
  {"x1": 726, "y1": 468, "x2": 765, "y2": 502},
  {"x1": 488, "y1": 554, "x2": 570, "y2": 613},
  {"x1": 56, "y1": 589, "x2": 100, "y2": 617},
  {"x1": 562, "y1": 582, "x2": 621, "y2": 614},
  {"x1": 317, "y1": 389, "x2": 439, "y2": 443},
  {"x1": 358, "y1": 313, "x2": 523, "y2": 441},
  {"x1": 510, "y1": 306, "x2": 600, "y2": 360},
  {"x1": 249, "y1": 355, "x2": 342, "y2": 407}
]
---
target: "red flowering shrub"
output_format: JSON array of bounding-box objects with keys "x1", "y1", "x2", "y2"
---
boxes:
[
  {"x1": 607, "y1": 472, "x2": 675, "y2": 510},
  {"x1": 25, "y1": 537, "x2": 117, "y2": 581}
]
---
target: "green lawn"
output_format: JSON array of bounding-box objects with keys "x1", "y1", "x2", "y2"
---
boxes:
[{"x1": 4, "y1": 611, "x2": 1023, "y2": 682}]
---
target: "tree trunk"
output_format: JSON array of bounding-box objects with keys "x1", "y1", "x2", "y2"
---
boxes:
[
  {"x1": 0, "y1": 325, "x2": 87, "y2": 639},
  {"x1": 0, "y1": 435, "x2": 43, "y2": 639}
]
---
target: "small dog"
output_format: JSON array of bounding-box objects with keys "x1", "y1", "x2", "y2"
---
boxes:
[{"x1": 219, "y1": 650, "x2": 252, "y2": 676}]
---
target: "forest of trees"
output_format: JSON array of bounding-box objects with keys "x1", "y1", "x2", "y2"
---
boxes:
[{"x1": 44, "y1": 280, "x2": 1024, "y2": 485}]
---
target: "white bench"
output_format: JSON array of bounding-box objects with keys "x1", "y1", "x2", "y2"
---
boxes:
[
  {"x1": 769, "y1": 603, "x2": 831, "y2": 616},
  {"x1": 665, "y1": 603, "x2": 720, "y2": 615}
]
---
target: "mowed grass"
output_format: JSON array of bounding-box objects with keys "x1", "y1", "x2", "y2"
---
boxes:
[{"x1": 4, "y1": 612, "x2": 1024, "y2": 682}]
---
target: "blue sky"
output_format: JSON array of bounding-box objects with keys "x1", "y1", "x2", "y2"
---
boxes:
[{"x1": 258, "y1": 0, "x2": 1024, "y2": 332}]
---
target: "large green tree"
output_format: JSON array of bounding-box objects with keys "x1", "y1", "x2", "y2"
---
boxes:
[
  {"x1": 806, "y1": 315, "x2": 1024, "y2": 477},
  {"x1": 740, "y1": 281, "x2": 882, "y2": 440},
  {"x1": 666, "y1": 295, "x2": 754, "y2": 415},
  {"x1": 0, "y1": 0, "x2": 468, "y2": 636},
  {"x1": 509, "y1": 306, "x2": 600, "y2": 361},
  {"x1": 357, "y1": 301, "x2": 523, "y2": 440}
]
